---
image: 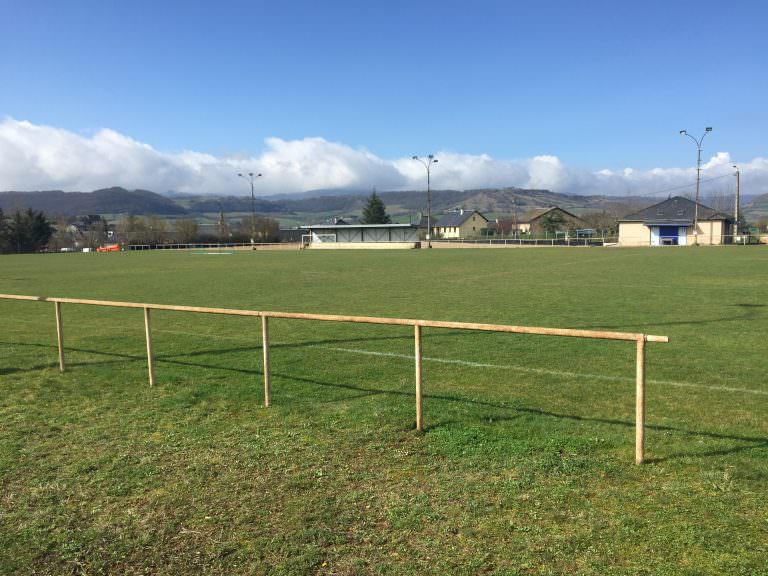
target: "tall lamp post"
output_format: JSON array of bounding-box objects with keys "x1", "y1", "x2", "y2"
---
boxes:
[
  {"x1": 679, "y1": 127, "x2": 712, "y2": 246},
  {"x1": 412, "y1": 155, "x2": 438, "y2": 248},
  {"x1": 238, "y1": 172, "x2": 262, "y2": 241},
  {"x1": 733, "y1": 164, "x2": 740, "y2": 239}
]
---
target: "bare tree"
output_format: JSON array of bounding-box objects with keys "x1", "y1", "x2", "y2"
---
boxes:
[
  {"x1": 145, "y1": 215, "x2": 168, "y2": 245},
  {"x1": 174, "y1": 218, "x2": 199, "y2": 243},
  {"x1": 236, "y1": 215, "x2": 280, "y2": 242},
  {"x1": 117, "y1": 214, "x2": 148, "y2": 245}
]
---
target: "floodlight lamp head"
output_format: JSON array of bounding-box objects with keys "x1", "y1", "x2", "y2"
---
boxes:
[
  {"x1": 257, "y1": 173, "x2": 262, "y2": 177},
  {"x1": 433, "y1": 158, "x2": 439, "y2": 163},
  {"x1": 248, "y1": 172, "x2": 254, "y2": 176},
  {"x1": 679, "y1": 130, "x2": 687, "y2": 135},
  {"x1": 238, "y1": 172, "x2": 244, "y2": 177},
  {"x1": 706, "y1": 127, "x2": 713, "y2": 132},
  {"x1": 412, "y1": 155, "x2": 418, "y2": 160}
]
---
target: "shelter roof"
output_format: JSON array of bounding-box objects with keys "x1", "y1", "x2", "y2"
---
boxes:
[
  {"x1": 620, "y1": 196, "x2": 731, "y2": 224},
  {"x1": 301, "y1": 223, "x2": 416, "y2": 230}
]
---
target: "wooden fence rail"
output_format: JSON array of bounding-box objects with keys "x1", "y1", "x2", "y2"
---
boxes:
[{"x1": 0, "y1": 293, "x2": 669, "y2": 464}]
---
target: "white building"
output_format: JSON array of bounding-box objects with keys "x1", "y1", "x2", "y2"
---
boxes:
[
  {"x1": 301, "y1": 223, "x2": 421, "y2": 249},
  {"x1": 618, "y1": 196, "x2": 733, "y2": 247}
]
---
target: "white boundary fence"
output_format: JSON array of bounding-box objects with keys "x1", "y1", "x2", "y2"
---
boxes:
[
  {"x1": 127, "y1": 242, "x2": 298, "y2": 251},
  {"x1": 0, "y1": 293, "x2": 668, "y2": 464},
  {"x1": 433, "y1": 237, "x2": 613, "y2": 247}
]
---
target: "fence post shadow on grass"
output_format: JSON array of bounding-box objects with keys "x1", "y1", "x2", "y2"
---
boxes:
[
  {"x1": 1, "y1": 293, "x2": 670, "y2": 464},
  {"x1": 576, "y1": 302, "x2": 766, "y2": 332},
  {"x1": 2, "y1": 338, "x2": 764, "y2": 464}
]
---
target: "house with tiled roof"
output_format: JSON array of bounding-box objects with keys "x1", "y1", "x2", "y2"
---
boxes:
[
  {"x1": 618, "y1": 196, "x2": 733, "y2": 246},
  {"x1": 516, "y1": 206, "x2": 585, "y2": 235},
  {"x1": 432, "y1": 209, "x2": 488, "y2": 239}
]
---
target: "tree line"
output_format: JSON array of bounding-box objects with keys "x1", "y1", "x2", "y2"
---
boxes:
[
  {"x1": 113, "y1": 214, "x2": 280, "y2": 245},
  {"x1": 0, "y1": 207, "x2": 283, "y2": 254}
]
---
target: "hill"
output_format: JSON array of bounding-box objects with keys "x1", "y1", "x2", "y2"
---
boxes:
[
  {"x1": 0, "y1": 188, "x2": 187, "y2": 216},
  {"x1": 1, "y1": 186, "x2": 654, "y2": 224},
  {"x1": 258, "y1": 188, "x2": 648, "y2": 223},
  {"x1": 743, "y1": 192, "x2": 768, "y2": 219}
]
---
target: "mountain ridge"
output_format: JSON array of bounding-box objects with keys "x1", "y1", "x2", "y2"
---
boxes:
[{"x1": 2, "y1": 186, "x2": 760, "y2": 223}]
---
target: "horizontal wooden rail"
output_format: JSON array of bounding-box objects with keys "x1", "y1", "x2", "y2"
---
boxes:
[
  {"x1": 0, "y1": 294, "x2": 668, "y2": 343},
  {"x1": 0, "y1": 293, "x2": 670, "y2": 464}
]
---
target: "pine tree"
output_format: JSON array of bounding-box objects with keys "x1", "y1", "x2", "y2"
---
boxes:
[
  {"x1": 361, "y1": 191, "x2": 391, "y2": 224},
  {"x1": 0, "y1": 208, "x2": 9, "y2": 253},
  {"x1": 6, "y1": 208, "x2": 54, "y2": 253}
]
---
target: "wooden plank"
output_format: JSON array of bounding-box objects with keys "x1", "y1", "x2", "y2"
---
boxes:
[
  {"x1": 0, "y1": 294, "x2": 669, "y2": 343},
  {"x1": 53, "y1": 297, "x2": 262, "y2": 317},
  {"x1": 54, "y1": 301, "x2": 65, "y2": 372},
  {"x1": 144, "y1": 307, "x2": 155, "y2": 387},
  {"x1": 262, "y1": 315, "x2": 271, "y2": 408},
  {"x1": 0, "y1": 294, "x2": 47, "y2": 301},
  {"x1": 636, "y1": 336, "x2": 646, "y2": 464},
  {"x1": 415, "y1": 324, "x2": 423, "y2": 431}
]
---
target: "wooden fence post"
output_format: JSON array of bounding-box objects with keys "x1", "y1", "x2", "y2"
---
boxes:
[
  {"x1": 636, "y1": 335, "x2": 646, "y2": 464},
  {"x1": 54, "y1": 301, "x2": 65, "y2": 372},
  {"x1": 144, "y1": 307, "x2": 155, "y2": 387},
  {"x1": 415, "y1": 323, "x2": 423, "y2": 431},
  {"x1": 262, "y1": 315, "x2": 271, "y2": 407}
]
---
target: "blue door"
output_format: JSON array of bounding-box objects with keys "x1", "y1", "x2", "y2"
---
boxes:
[{"x1": 659, "y1": 226, "x2": 679, "y2": 245}]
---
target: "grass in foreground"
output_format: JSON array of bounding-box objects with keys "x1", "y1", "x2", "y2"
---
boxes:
[{"x1": 1, "y1": 247, "x2": 767, "y2": 575}]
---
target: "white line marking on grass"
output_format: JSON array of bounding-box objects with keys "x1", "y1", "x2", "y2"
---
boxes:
[
  {"x1": 151, "y1": 329, "x2": 768, "y2": 397},
  {"x1": 311, "y1": 345, "x2": 768, "y2": 397}
]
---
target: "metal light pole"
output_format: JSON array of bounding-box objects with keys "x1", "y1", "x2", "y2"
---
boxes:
[
  {"x1": 679, "y1": 127, "x2": 712, "y2": 246},
  {"x1": 513, "y1": 198, "x2": 518, "y2": 238},
  {"x1": 238, "y1": 171, "x2": 262, "y2": 241},
  {"x1": 412, "y1": 155, "x2": 438, "y2": 248},
  {"x1": 733, "y1": 164, "x2": 740, "y2": 240}
]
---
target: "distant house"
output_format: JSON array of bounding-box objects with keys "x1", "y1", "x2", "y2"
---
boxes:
[
  {"x1": 618, "y1": 196, "x2": 733, "y2": 246},
  {"x1": 517, "y1": 206, "x2": 584, "y2": 235},
  {"x1": 432, "y1": 209, "x2": 488, "y2": 239}
]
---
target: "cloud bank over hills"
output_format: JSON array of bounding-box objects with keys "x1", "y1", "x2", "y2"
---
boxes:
[{"x1": 1, "y1": 117, "x2": 765, "y2": 197}]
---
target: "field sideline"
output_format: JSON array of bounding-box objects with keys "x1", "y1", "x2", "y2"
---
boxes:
[{"x1": 1, "y1": 247, "x2": 767, "y2": 575}]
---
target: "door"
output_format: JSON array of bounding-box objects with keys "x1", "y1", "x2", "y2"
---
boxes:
[{"x1": 658, "y1": 226, "x2": 679, "y2": 245}]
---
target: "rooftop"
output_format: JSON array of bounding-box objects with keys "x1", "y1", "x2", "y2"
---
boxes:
[
  {"x1": 301, "y1": 223, "x2": 417, "y2": 230},
  {"x1": 434, "y1": 210, "x2": 487, "y2": 227},
  {"x1": 621, "y1": 196, "x2": 731, "y2": 224}
]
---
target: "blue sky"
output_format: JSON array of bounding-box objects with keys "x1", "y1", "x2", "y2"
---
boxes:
[{"x1": 1, "y1": 0, "x2": 766, "y2": 195}]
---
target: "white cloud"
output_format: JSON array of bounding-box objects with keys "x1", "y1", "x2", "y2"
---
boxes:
[{"x1": 1, "y1": 117, "x2": 767, "y2": 197}]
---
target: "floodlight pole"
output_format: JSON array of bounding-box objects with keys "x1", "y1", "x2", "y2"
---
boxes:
[
  {"x1": 733, "y1": 165, "x2": 740, "y2": 239},
  {"x1": 679, "y1": 127, "x2": 712, "y2": 246},
  {"x1": 412, "y1": 155, "x2": 438, "y2": 248},
  {"x1": 238, "y1": 171, "x2": 262, "y2": 241}
]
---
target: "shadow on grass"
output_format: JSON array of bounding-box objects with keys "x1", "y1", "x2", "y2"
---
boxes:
[
  {"x1": 3, "y1": 339, "x2": 767, "y2": 463},
  {"x1": 0, "y1": 367, "x2": 23, "y2": 375},
  {"x1": 576, "y1": 302, "x2": 766, "y2": 332}
]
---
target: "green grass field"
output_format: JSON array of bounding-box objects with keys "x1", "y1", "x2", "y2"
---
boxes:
[{"x1": 1, "y1": 247, "x2": 767, "y2": 575}]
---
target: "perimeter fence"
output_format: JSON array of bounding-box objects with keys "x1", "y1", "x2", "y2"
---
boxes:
[{"x1": 0, "y1": 293, "x2": 669, "y2": 464}]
